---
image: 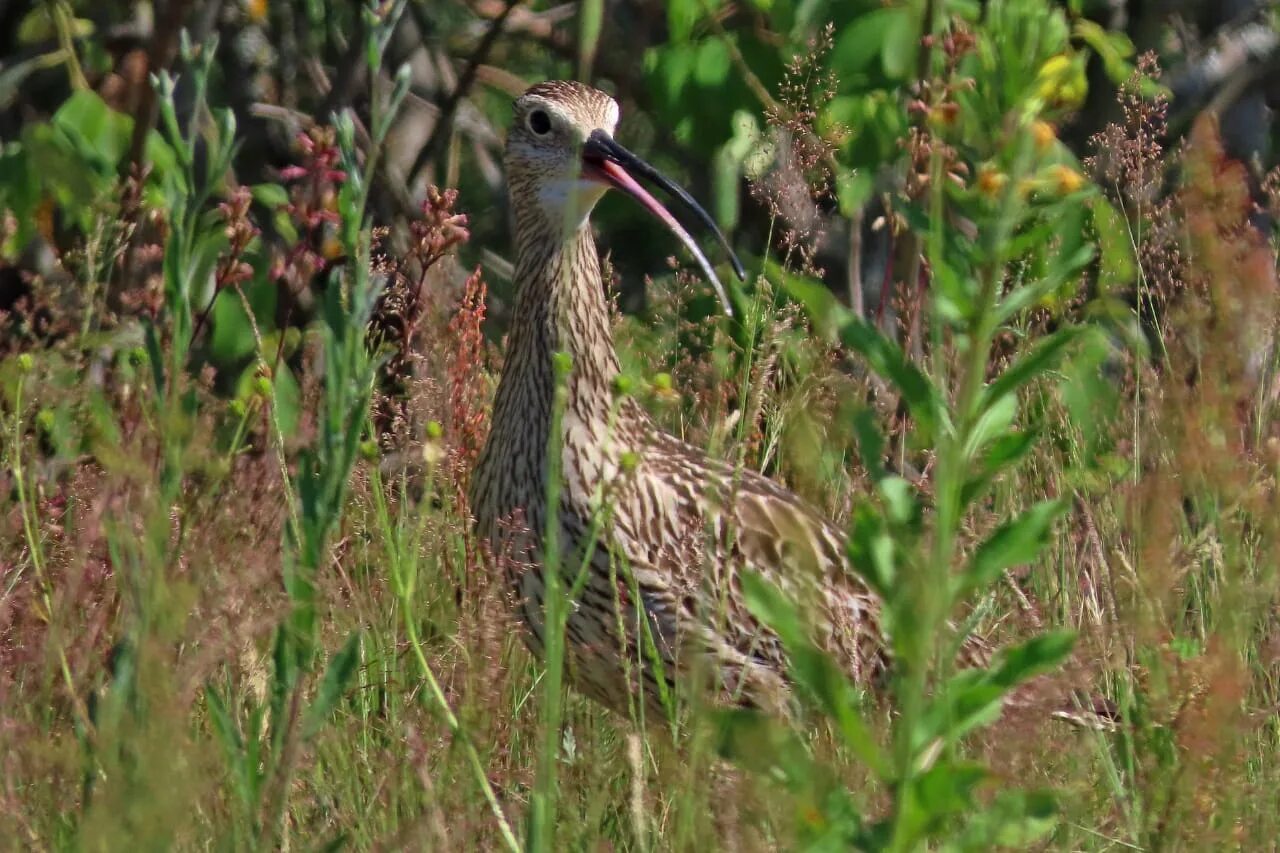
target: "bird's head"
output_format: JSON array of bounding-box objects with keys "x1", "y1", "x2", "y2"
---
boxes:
[{"x1": 505, "y1": 80, "x2": 743, "y2": 313}]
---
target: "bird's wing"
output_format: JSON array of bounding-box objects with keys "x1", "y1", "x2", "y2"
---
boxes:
[
  {"x1": 726, "y1": 467, "x2": 893, "y2": 686},
  {"x1": 624, "y1": 433, "x2": 892, "y2": 696}
]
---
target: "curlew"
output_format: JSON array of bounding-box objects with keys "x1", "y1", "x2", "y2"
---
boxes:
[{"x1": 469, "y1": 81, "x2": 1092, "y2": 723}]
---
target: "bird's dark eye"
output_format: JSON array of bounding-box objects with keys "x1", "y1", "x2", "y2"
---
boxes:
[{"x1": 528, "y1": 109, "x2": 552, "y2": 136}]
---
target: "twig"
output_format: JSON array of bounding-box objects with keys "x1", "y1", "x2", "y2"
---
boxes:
[
  {"x1": 123, "y1": 0, "x2": 192, "y2": 176},
  {"x1": 319, "y1": 12, "x2": 369, "y2": 118},
  {"x1": 1002, "y1": 570, "x2": 1043, "y2": 629},
  {"x1": 1075, "y1": 493, "x2": 1121, "y2": 629},
  {"x1": 847, "y1": 206, "x2": 865, "y2": 316},
  {"x1": 1170, "y1": 19, "x2": 1279, "y2": 113},
  {"x1": 407, "y1": 0, "x2": 523, "y2": 186}
]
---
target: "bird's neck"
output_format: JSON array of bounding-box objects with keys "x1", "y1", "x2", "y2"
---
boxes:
[
  {"x1": 470, "y1": 219, "x2": 629, "y2": 527},
  {"x1": 507, "y1": 220, "x2": 622, "y2": 417}
]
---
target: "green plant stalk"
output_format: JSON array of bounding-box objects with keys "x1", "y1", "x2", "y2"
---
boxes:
[
  {"x1": 887, "y1": 5, "x2": 956, "y2": 835},
  {"x1": 366, "y1": 462, "x2": 520, "y2": 852},
  {"x1": 403, "y1": 611, "x2": 522, "y2": 851},
  {"x1": 731, "y1": 271, "x2": 783, "y2": 470},
  {"x1": 279, "y1": 3, "x2": 408, "y2": 668},
  {"x1": 257, "y1": 7, "x2": 413, "y2": 839},
  {"x1": 305, "y1": 17, "x2": 522, "y2": 839},
  {"x1": 91, "y1": 41, "x2": 227, "y2": 756},
  {"x1": 577, "y1": 0, "x2": 603, "y2": 81},
  {"x1": 7, "y1": 371, "x2": 82, "y2": 724},
  {"x1": 231, "y1": 282, "x2": 301, "y2": 538},
  {"x1": 67, "y1": 50, "x2": 215, "y2": 834},
  {"x1": 529, "y1": 353, "x2": 571, "y2": 853},
  {"x1": 889, "y1": 99, "x2": 1043, "y2": 853},
  {"x1": 49, "y1": 0, "x2": 88, "y2": 90}
]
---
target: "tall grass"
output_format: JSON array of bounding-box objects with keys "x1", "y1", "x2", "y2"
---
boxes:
[{"x1": 1, "y1": 4, "x2": 1277, "y2": 852}]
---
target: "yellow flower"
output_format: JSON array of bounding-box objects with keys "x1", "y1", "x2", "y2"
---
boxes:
[
  {"x1": 1034, "y1": 54, "x2": 1088, "y2": 109},
  {"x1": 1050, "y1": 164, "x2": 1085, "y2": 194},
  {"x1": 1031, "y1": 120, "x2": 1057, "y2": 151},
  {"x1": 321, "y1": 236, "x2": 344, "y2": 260},
  {"x1": 928, "y1": 102, "x2": 960, "y2": 128},
  {"x1": 976, "y1": 164, "x2": 1008, "y2": 198},
  {"x1": 245, "y1": 0, "x2": 268, "y2": 23}
]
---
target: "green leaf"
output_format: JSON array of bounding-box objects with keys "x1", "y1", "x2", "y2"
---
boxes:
[
  {"x1": 667, "y1": 0, "x2": 700, "y2": 43},
  {"x1": 144, "y1": 129, "x2": 180, "y2": 183},
  {"x1": 961, "y1": 428, "x2": 1039, "y2": 505},
  {"x1": 994, "y1": 244, "x2": 1094, "y2": 324},
  {"x1": 877, "y1": 476, "x2": 918, "y2": 528},
  {"x1": 645, "y1": 43, "x2": 697, "y2": 109},
  {"x1": 0, "y1": 144, "x2": 38, "y2": 249},
  {"x1": 921, "y1": 629, "x2": 1075, "y2": 748},
  {"x1": 892, "y1": 759, "x2": 988, "y2": 847},
  {"x1": 694, "y1": 38, "x2": 731, "y2": 86},
  {"x1": 269, "y1": 626, "x2": 298, "y2": 749},
  {"x1": 790, "y1": 643, "x2": 890, "y2": 777},
  {"x1": 838, "y1": 316, "x2": 944, "y2": 438},
  {"x1": 958, "y1": 499, "x2": 1067, "y2": 597},
  {"x1": 17, "y1": 8, "x2": 95, "y2": 44},
  {"x1": 739, "y1": 572, "x2": 889, "y2": 778},
  {"x1": 834, "y1": 167, "x2": 873, "y2": 218},
  {"x1": 212, "y1": 290, "x2": 261, "y2": 366},
  {"x1": 1091, "y1": 197, "x2": 1137, "y2": 291},
  {"x1": 713, "y1": 142, "x2": 743, "y2": 232},
  {"x1": 205, "y1": 685, "x2": 257, "y2": 811},
  {"x1": 143, "y1": 321, "x2": 166, "y2": 396},
  {"x1": 913, "y1": 759, "x2": 988, "y2": 819},
  {"x1": 270, "y1": 360, "x2": 303, "y2": 438},
  {"x1": 740, "y1": 569, "x2": 806, "y2": 647},
  {"x1": 932, "y1": 256, "x2": 973, "y2": 324},
  {"x1": 1073, "y1": 19, "x2": 1134, "y2": 84},
  {"x1": 957, "y1": 789, "x2": 1060, "y2": 849},
  {"x1": 921, "y1": 670, "x2": 1007, "y2": 746},
  {"x1": 979, "y1": 325, "x2": 1084, "y2": 414},
  {"x1": 577, "y1": 0, "x2": 604, "y2": 77},
  {"x1": 831, "y1": 9, "x2": 903, "y2": 76},
  {"x1": 250, "y1": 182, "x2": 290, "y2": 209},
  {"x1": 53, "y1": 90, "x2": 132, "y2": 172},
  {"x1": 881, "y1": 7, "x2": 920, "y2": 80},
  {"x1": 851, "y1": 407, "x2": 887, "y2": 483},
  {"x1": 1059, "y1": 325, "x2": 1121, "y2": 452},
  {"x1": 713, "y1": 708, "x2": 814, "y2": 787},
  {"x1": 961, "y1": 389, "x2": 1017, "y2": 463},
  {"x1": 845, "y1": 501, "x2": 895, "y2": 599},
  {"x1": 986, "y1": 629, "x2": 1076, "y2": 690},
  {"x1": 204, "y1": 685, "x2": 244, "y2": 755},
  {"x1": 771, "y1": 259, "x2": 850, "y2": 339},
  {"x1": 946, "y1": 0, "x2": 982, "y2": 20},
  {"x1": 303, "y1": 631, "x2": 362, "y2": 738},
  {"x1": 233, "y1": 353, "x2": 301, "y2": 440}
]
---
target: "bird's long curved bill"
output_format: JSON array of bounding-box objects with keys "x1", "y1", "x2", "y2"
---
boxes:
[{"x1": 582, "y1": 129, "x2": 745, "y2": 317}]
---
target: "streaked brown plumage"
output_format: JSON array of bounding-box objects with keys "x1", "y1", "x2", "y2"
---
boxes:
[{"x1": 470, "y1": 81, "x2": 1097, "y2": 724}]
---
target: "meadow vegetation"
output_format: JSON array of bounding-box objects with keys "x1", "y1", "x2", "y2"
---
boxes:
[{"x1": 1, "y1": 0, "x2": 1278, "y2": 849}]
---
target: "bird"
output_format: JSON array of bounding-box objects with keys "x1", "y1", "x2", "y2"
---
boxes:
[{"x1": 469, "y1": 80, "x2": 1103, "y2": 726}]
